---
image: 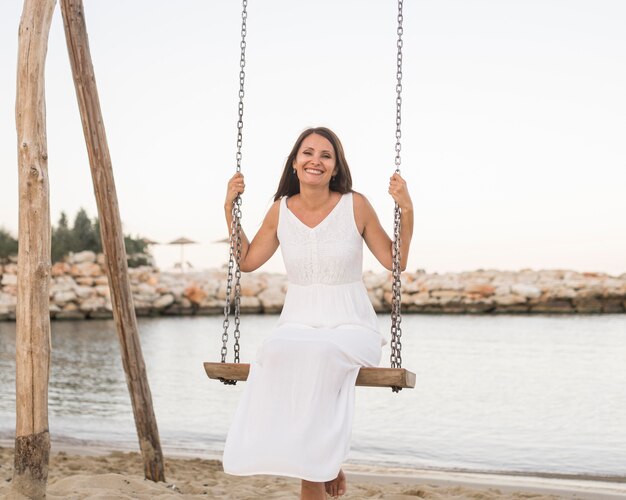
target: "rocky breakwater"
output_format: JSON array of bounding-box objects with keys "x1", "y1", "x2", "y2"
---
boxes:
[{"x1": 0, "y1": 251, "x2": 625, "y2": 320}]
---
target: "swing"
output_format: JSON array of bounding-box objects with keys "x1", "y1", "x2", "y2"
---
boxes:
[{"x1": 204, "y1": 0, "x2": 415, "y2": 392}]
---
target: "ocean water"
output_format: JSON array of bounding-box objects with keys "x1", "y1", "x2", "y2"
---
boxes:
[{"x1": 1, "y1": 314, "x2": 625, "y2": 478}]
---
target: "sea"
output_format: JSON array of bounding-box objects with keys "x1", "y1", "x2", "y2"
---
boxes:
[{"x1": 1, "y1": 314, "x2": 625, "y2": 479}]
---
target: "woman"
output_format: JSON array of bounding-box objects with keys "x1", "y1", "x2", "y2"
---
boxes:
[{"x1": 222, "y1": 127, "x2": 413, "y2": 499}]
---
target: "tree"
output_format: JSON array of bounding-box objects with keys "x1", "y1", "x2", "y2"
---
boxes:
[
  {"x1": 72, "y1": 208, "x2": 99, "y2": 253},
  {"x1": 0, "y1": 228, "x2": 18, "y2": 259},
  {"x1": 51, "y1": 212, "x2": 72, "y2": 263}
]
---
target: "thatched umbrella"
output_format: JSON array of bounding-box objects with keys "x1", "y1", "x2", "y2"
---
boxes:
[{"x1": 168, "y1": 236, "x2": 197, "y2": 272}]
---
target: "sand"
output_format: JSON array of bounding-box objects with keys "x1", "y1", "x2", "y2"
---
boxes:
[{"x1": 1, "y1": 446, "x2": 625, "y2": 499}]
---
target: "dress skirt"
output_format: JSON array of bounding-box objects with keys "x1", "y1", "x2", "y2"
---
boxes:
[{"x1": 222, "y1": 323, "x2": 384, "y2": 482}]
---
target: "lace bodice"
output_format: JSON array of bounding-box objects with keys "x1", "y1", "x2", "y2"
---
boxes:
[{"x1": 278, "y1": 193, "x2": 363, "y2": 286}]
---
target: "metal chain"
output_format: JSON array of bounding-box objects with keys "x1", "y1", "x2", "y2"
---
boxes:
[
  {"x1": 220, "y1": 0, "x2": 248, "y2": 385},
  {"x1": 390, "y1": 0, "x2": 404, "y2": 393}
]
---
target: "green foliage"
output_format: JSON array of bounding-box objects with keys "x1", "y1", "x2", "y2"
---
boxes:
[
  {"x1": 2, "y1": 209, "x2": 151, "y2": 265},
  {"x1": 51, "y1": 212, "x2": 73, "y2": 263},
  {"x1": 0, "y1": 228, "x2": 18, "y2": 259}
]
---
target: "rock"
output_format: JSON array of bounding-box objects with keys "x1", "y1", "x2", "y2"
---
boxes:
[
  {"x1": 1, "y1": 274, "x2": 17, "y2": 286},
  {"x1": 3, "y1": 263, "x2": 17, "y2": 274},
  {"x1": 494, "y1": 294, "x2": 526, "y2": 306},
  {"x1": 258, "y1": 287, "x2": 285, "y2": 313},
  {"x1": 363, "y1": 272, "x2": 387, "y2": 290},
  {"x1": 76, "y1": 277, "x2": 95, "y2": 286},
  {"x1": 51, "y1": 262, "x2": 71, "y2": 277},
  {"x1": 95, "y1": 285, "x2": 111, "y2": 298},
  {"x1": 407, "y1": 292, "x2": 430, "y2": 306},
  {"x1": 74, "y1": 286, "x2": 95, "y2": 299},
  {"x1": 53, "y1": 290, "x2": 77, "y2": 304},
  {"x1": 0, "y1": 293, "x2": 17, "y2": 307},
  {"x1": 135, "y1": 283, "x2": 157, "y2": 296},
  {"x1": 153, "y1": 294, "x2": 175, "y2": 309},
  {"x1": 530, "y1": 301, "x2": 574, "y2": 313},
  {"x1": 510, "y1": 284, "x2": 542, "y2": 299},
  {"x1": 50, "y1": 276, "x2": 76, "y2": 294},
  {"x1": 494, "y1": 285, "x2": 511, "y2": 296},
  {"x1": 183, "y1": 285, "x2": 208, "y2": 305},
  {"x1": 70, "y1": 250, "x2": 97, "y2": 264},
  {"x1": 573, "y1": 297, "x2": 603, "y2": 313},
  {"x1": 602, "y1": 299, "x2": 624, "y2": 313},
  {"x1": 464, "y1": 284, "x2": 495, "y2": 297},
  {"x1": 70, "y1": 262, "x2": 103, "y2": 278},
  {"x1": 431, "y1": 290, "x2": 461, "y2": 304},
  {"x1": 544, "y1": 287, "x2": 577, "y2": 300},
  {"x1": 94, "y1": 276, "x2": 109, "y2": 285},
  {"x1": 239, "y1": 295, "x2": 262, "y2": 313},
  {"x1": 79, "y1": 296, "x2": 106, "y2": 312},
  {"x1": 89, "y1": 310, "x2": 114, "y2": 319},
  {"x1": 240, "y1": 278, "x2": 267, "y2": 297}
]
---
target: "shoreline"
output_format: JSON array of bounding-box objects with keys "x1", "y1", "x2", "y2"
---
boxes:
[
  {"x1": 0, "y1": 439, "x2": 626, "y2": 499},
  {"x1": 2, "y1": 437, "x2": 625, "y2": 484},
  {"x1": 1, "y1": 254, "x2": 626, "y2": 320},
  {"x1": 1, "y1": 444, "x2": 625, "y2": 499}
]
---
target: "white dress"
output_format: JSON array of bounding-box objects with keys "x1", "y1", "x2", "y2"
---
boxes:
[{"x1": 222, "y1": 192, "x2": 385, "y2": 482}]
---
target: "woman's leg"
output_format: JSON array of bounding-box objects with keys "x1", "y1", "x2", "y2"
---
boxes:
[
  {"x1": 301, "y1": 479, "x2": 327, "y2": 499},
  {"x1": 325, "y1": 469, "x2": 346, "y2": 497}
]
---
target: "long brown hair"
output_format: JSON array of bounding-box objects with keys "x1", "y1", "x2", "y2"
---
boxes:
[{"x1": 273, "y1": 127, "x2": 353, "y2": 201}]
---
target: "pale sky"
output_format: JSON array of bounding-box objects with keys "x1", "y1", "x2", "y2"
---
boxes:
[{"x1": 1, "y1": 1, "x2": 625, "y2": 275}]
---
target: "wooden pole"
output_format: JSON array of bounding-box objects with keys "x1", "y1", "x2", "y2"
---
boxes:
[
  {"x1": 59, "y1": 0, "x2": 165, "y2": 482},
  {"x1": 13, "y1": 0, "x2": 57, "y2": 498}
]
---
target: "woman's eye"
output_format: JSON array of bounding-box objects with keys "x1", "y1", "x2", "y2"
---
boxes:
[{"x1": 303, "y1": 151, "x2": 312, "y2": 155}]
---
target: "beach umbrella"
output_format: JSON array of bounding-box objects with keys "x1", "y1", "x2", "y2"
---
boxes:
[{"x1": 168, "y1": 236, "x2": 197, "y2": 272}]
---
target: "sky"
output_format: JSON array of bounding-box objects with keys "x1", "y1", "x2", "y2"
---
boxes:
[{"x1": 1, "y1": 0, "x2": 625, "y2": 275}]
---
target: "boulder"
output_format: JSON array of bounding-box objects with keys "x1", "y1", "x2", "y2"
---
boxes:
[
  {"x1": 1, "y1": 274, "x2": 17, "y2": 286},
  {"x1": 70, "y1": 262, "x2": 103, "y2": 278},
  {"x1": 70, "y1": 250, "x2": 97, "y2": 264},
  {"x1": 258, "y1": 287, "x2": 285, "y2": 313},
  {"x1": 573, "y1": 297, "x2": 603, "y2": 313},
  {"x1": 79, "y1": 296, "x2": 106, "y2": 312},
  {"x1": 153, "y1": 294, "x2": 175, "y2": 309},
  {"x1": 183, "y1": 285, "x2": 208, "y2": 305},
  {"x1": 510, "y1": 284, "x2": 542, "y2": 299},
  {"x1": 53, "y1": 290, "x2": 77, "y2": 304},
  {"x1": 51, "y1": 262, "x2": 71, "y2": 277},
  {"x1": 530, "y1": 301, "x2": 574, "y2": 313},
  {"x1": 239, "y1": 295, "x2": 262, "y2": 313},
  {"x1": 74, "y1": 286, "x2": 95, "y2": 299},
  {"x1": 464, "y1": 284, "x2": 496, "y2": 297}
]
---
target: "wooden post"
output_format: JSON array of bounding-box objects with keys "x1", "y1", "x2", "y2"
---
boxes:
[
  {"x1": 13, "y1": 0, "x2": 57, "y2": 498},
  {"x1": 59, "y1": 0, "x2": 165, "y2": 482}
]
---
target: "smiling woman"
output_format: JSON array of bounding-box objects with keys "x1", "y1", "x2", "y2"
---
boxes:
[{"x1": 216, "y1": 125, "x2": 414, "y2": 499}]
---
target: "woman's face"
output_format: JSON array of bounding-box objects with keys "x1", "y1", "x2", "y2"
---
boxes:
[{"x1": 293, "y1": 133, "x2": 337, "y2": 187}]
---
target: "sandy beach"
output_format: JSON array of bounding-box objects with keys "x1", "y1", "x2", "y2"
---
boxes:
[{"x1": 1, "y1": 446, "x2": 625, "y2": 499}]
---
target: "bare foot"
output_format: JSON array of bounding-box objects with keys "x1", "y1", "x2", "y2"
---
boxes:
[{"x1": 325, "y1": 469, "x2": 346, "y2": 497}]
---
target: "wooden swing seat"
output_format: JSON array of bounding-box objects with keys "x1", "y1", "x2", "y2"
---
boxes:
[{"x1": 204, "y1": 362, "x2": 416, "y2": 388}]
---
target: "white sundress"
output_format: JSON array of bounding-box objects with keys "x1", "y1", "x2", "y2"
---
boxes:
[{"x1": 222, "y1": 192, "x2": 386, "y2": 482}]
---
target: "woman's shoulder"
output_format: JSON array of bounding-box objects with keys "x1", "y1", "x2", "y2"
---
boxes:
[
  {"x1": 263, "y1": 198, "x2": 282, "y2": 227},
  {"x1": 351, "y1": 190, "x2": 373, "y2": 211}
]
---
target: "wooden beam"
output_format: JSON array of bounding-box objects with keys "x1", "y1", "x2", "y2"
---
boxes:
[
  {"x1": 59, "y1": 0, "x2": 165, "y2": 482},
  {"x1": 13, "y1": 1, "x2": 57, "y2": 498},
  {"x1": 204, "y1": 363, "x2": 416, "y2": 389}
]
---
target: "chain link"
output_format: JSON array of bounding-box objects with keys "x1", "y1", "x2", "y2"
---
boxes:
[
  {"x1": 390, "y1": 0, "x2": 404, "y2": 393},
  {"x1": 220, "y1": 0, "x2": 248, "y2": 385}
]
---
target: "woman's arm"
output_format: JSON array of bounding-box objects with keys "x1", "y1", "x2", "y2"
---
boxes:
[
  {"x1": 354, "y1": 173, "x2": 413, "y2": 271},
  {"x1": 224, "y1": 173, "x2": 280, "y2": 272}
]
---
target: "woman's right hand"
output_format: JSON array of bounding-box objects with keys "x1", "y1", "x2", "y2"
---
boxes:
[{"x1": 225, "y1": 172, "x2": 245, "y2": 208}]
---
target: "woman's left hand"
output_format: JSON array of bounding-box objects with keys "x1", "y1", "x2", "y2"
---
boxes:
[{"x1": 388, "y1": 173, "x2": 413, "y2": 211}]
